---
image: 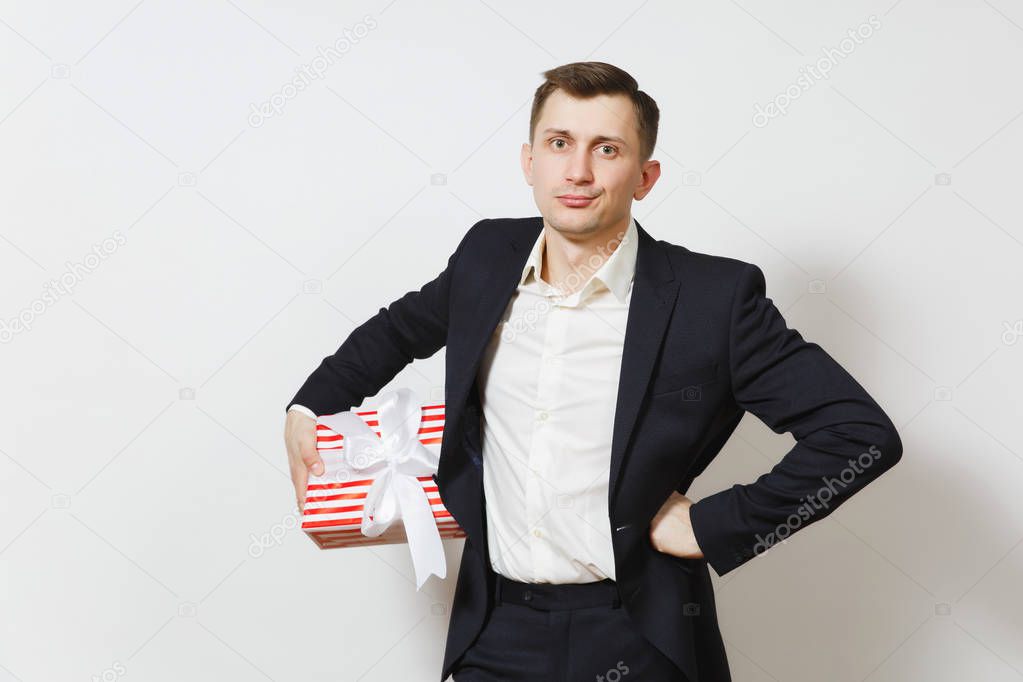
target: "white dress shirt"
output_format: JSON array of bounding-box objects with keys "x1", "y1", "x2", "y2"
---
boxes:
[
  {"x1": 477, "y1": 217, "x2": 637, "y2": 583},
  {"x1": 290, "y1": 216, "x2": 638, "y2": 584}
]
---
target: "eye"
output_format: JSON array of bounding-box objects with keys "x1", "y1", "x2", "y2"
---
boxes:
[
  {"x1": 551, "y1": 138, "x2": 567, "y2": 149},
  {"x1": 598, "y1": 144, "x2": 618, "y2": 156}
]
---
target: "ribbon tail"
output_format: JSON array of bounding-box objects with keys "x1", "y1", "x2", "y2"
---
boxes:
[
  {"x1": 397, "y1": 476, "x2": 446, "y2": 590},
  {"x1": 361, "y1": 469, "x2": 398, "y2": 538}
]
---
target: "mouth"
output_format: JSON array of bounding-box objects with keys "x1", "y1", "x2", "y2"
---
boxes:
[{"x1": 556, "y1": 194, "x2": 596, "y2": 208}]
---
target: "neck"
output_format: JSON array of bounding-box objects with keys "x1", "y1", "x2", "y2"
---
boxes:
[{"x1": 540, "y1": 214, "x2": 631, "y2": 295}]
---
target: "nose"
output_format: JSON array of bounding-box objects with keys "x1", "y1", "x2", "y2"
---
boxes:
[{"x1": 564, "y1": 147, "x2": 594, "y2": 186}]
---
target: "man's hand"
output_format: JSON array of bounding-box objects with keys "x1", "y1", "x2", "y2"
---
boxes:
[
  {"x1": 285, "y1": 410, "x2": 323, "y2": 512},
  {"x1": 649, "y1": 491, "x2": 705, "y2": 559}
]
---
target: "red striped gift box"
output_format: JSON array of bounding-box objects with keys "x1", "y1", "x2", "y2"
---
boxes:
[{"x1": 301, "y1": 400, "x2": 466, "y2": 549}]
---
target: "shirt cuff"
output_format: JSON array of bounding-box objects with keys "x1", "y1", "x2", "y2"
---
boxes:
[{"x1": 287, "y1": 404, "x2": 317, "y2": 419}]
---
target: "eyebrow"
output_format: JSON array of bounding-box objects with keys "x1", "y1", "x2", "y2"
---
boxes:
[{"x1": 541, "y1": 128, "x2": 629, "y2": 146}]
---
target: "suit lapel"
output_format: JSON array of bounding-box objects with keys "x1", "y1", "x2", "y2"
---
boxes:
[
  {"x1": 607, "y1": 224, "x2": 680, "y2": 510},
  {"x1": 446, "y1": 220, "x2": 540, "y2": 421}
]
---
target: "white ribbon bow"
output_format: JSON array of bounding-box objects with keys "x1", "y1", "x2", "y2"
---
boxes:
[{"x1": 317, "y1": 388, "x2": 446, "y2": 589}]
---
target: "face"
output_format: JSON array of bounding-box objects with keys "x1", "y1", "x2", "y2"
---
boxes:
[{"x1": 521, "y1": 89, "x2": 660, "y2": 239}]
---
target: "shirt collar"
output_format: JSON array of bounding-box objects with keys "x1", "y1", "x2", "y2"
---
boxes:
[{"x1": 518, "y1": 215, "x2": 638, "y2": 304}]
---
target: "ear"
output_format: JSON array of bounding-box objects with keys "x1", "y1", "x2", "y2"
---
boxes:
[
  {"x1": 520, "y1": 142, "x2": 534, "y2": 186},
  {"x1": 633, "y1": 159, "x2": 661, "y2": 201}
]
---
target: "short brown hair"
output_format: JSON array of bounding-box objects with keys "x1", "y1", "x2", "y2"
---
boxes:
[{"x1": 529, "y1": 61, "x2": 660, "y2": 163}]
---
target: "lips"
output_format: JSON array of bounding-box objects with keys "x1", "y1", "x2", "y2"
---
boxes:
[{"x1": 557, "y1": 195, "x2": 596, "y2": 208}]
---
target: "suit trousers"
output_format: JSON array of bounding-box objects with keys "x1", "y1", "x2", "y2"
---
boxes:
[{"x1": 450, "y1": 572, "x2": 687, "y2": 682}]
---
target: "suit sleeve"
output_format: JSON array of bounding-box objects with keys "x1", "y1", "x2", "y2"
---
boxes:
[
  {"x1": 688, "y1": 262, "x2": 903, "y2": 577},
  {"x1": 285, "y1": 219, "x2": 487, "y2": 417}
]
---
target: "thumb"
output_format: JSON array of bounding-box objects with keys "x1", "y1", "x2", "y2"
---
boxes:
[{"x1": 301, "y1": 439, "x2": 324, "y2": 477}]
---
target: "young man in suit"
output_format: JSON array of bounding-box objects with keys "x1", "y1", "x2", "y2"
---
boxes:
[{"x1": 284, "y1": 62, "x2": 902, "y2": 681}]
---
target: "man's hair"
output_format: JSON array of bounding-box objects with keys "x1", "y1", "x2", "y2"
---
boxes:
[{"x1": 529, "y1": 61, "x2": 660, "y2": 163}]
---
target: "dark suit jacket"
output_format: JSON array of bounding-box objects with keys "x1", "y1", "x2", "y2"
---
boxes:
[{"x1": 287, "y1": 216, "x2": 903, "y2": 682}]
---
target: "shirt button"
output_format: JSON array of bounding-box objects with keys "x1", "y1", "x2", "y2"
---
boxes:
[
  {"x1": 533, "y1": 528, "x2": 543, "y2": 538},
  {"x1": 537, "y1": 411, "x2": 548, "y2": 422}
]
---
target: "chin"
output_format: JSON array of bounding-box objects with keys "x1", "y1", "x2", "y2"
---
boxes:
[{"x1": 552, "y1": 216, "x2": 602, "y2": 237}]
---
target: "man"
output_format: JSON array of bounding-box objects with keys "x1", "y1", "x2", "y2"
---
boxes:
[{"x1": 284, "y1": 62, "x2": 902, "y2": 681}]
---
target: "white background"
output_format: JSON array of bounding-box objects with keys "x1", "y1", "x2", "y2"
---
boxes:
[{"x1": 2, "y1": 1, "x2": 1022, "y2": 681}]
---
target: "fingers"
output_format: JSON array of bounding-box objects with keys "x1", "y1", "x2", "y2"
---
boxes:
[
  {"x1": 292, "y1": 463, "x2": 308, "y2": 513},
  {"x1": 295, "y1": 442, "x2": 321, "y2": 513},
  {"x1": 301, "y1": 435, "x2": 323, "y2": 476},
  {"x1": 286, "y1": 413, "x2": 322, "y2": 514}
]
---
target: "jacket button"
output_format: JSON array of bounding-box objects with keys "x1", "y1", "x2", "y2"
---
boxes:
[{"x1": 522, "y1": 590, "x2": 532, "y2": 601}]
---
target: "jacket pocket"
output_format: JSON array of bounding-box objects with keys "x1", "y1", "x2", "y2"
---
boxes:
[{"x1": 650, "y1": 361, "x2": 720, "y2": 396}]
